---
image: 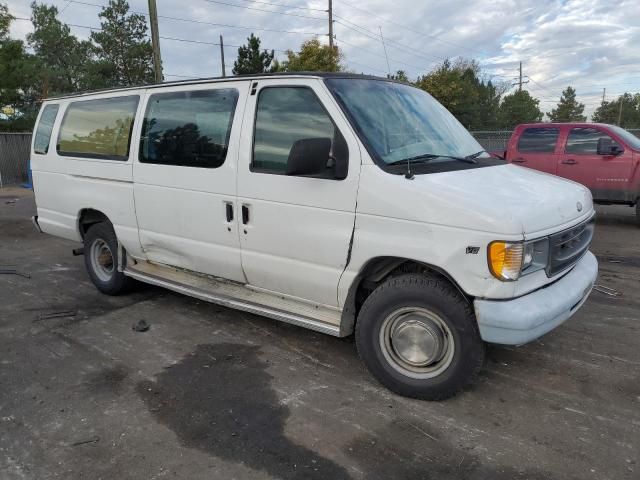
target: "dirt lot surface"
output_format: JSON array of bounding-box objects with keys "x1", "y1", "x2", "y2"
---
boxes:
[{"x1": 1, "y1": 187, "x2": 638, "y2": 480}]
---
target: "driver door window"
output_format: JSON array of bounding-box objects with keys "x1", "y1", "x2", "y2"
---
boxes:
[
  {"x1": 252, "y1": 87, "x2": 347, "y2": 178},
  {"x1": 565, "y1": 128, "x2": 620, "y2": 154}
]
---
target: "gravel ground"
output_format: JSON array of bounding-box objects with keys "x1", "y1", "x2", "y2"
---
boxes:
[{"x1": 1, "y1": 187, "x2": 638, "y2": 480}]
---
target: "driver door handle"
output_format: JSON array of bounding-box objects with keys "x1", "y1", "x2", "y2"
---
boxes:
[
  {"x1": 242, "y1": 205, "x2": 250, "y2": 225},
  {"x1": 512, "y1": 157, "x2": 526, "y2": 163},
  {"x1": 562, "y1": 159, "x2": 577, "y2": 165}
]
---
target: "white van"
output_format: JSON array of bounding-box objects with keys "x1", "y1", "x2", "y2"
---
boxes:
[{"x1": 30, "y1": 73, "x2": 598, "y2": 400}]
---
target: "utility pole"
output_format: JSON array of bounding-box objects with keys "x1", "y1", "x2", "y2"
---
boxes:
[
  {"x1": 328, "y1": 0, "x2": 334, "y2": 49},
  {"x1": 601, "y1": 88, "x2": 606, "y2": 105},
  {"x1": 379, "y1": 26, "x2": 391, "y2": 77},
  {"x1": 512, "y1": 61, "x2": 529, "y2": 91},
  {"x1": 148, "y1": 0, "x2": 163, "y2": 83},
  {"x1": 618, "y1": 99, "x2": 623, "y2": 126},
  {"x1": 219, "y1": 35, "x2": 226, "y2": 77}
]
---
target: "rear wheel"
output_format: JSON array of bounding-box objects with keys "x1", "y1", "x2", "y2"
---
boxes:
[
  {"x1": 84, "y1": 222, "x2": 133, "y2": 295},
  {"x1": 355, "y1": 273, "x2": 485, "y2": 400}
]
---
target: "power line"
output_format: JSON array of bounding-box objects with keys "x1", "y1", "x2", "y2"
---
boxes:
[
  {"x1": 66, "y1": 0, "x2": 325, "y2": 36},
  {"x1": 202, "y1": 0, "x2": 327, "y2": 21},
  {"x1": 334, "y1": 0, "x2": 488, "y2": 56},
  {"x1": 230, "y1": 0, "x2": 328, "y2": 13}
]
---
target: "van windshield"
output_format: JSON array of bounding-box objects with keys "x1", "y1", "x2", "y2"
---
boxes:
[{"x1": 326, "y1": 78, "x2": 502, "y2": 172}]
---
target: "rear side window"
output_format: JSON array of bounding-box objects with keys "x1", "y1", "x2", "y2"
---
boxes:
[
  {"x1": 565, "y1": 128, "x2": 620, "y2": 154},
  {"x1": 34, "y1": 104, "x2": 59, "y2": 154},
  {"x1": 517, "y1": 127, "x2": 559, "y2": 153},
  {"x1": 140, "y1": 89, "x2": 238, "y2": 168},
  {"x1": 253, "y1": 87, "x2": 343, "y2": 176},
  {"x1": 57, "y1": 96, "x2": 139, "y2": 160}
]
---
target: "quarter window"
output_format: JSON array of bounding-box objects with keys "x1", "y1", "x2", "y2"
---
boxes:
[
  {"x1": 566, "y1": 128, "x2": 620, "y2": 154},
  {"x1": 34, "y1": 104, "x2": 59, "y2": 154},
  {"x1": 140, "y1": 89, "x2": 239, "y2": 168},
  {"x1": 253, "y1": 87, "x2": 345, "y2": 176},
  {"x1": 57, "y1": 96, "x2": 139, "y2": 160},
  {"x1": 517, "y1": 127, "x2": 559, "y2": 153}
]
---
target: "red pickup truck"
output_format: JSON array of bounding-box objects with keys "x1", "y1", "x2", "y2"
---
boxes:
[{"x1": 503, "y1": 123, "x2": 640, "y2": 223}]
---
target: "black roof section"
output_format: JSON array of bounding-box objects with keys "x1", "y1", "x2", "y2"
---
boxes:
[{"x1": 45, "y1": 72, "x2": 398, "y2": 101}]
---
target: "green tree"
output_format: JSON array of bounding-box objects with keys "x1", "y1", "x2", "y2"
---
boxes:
[
  {"x1": 389, "y1": 70, "x2": 409, "y2": 82},
  {"x1": 0, "y1": 2, "x2": 12, "y2": 39},
  {"x1": 90, "y1": 0, "x2": 154, "y2": 87},
  {"x1": 498, "y1": 90, "x2": 543, "y2": 128},
  {"x1": 0, "y1": 3, "x2": 40, "y2": 130},
  {"x1": 232, "y1": 34, "x2": 274, "y2": 75},
  {"x1": 280, "y1": 39, "x2": 342, "y2": 72},
  {"x1": 415, "y1": 58, "x2": 504, "y2": 130},
  {"x1": 547, "y1": 86, "x2": 586, "y2": 122},
  {"x1": 27, "y1": 2, "x2": 93, "y2": 96},
  {"x1": 592, "y1": 93, "x2": 640, "y2": 128}
]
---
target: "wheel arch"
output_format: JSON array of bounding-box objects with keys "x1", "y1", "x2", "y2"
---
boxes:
[
  {"x1": 77, "y1": 208, "x2": 112, "y2": 240},
  {"x1": 339, "y1": 256, "x2": 470, "y2": 336}
]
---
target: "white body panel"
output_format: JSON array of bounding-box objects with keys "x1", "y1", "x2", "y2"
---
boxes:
[
  {"x1": 132, "y1": 82, "x2": 248, "y2": 282},
  {"x1": 30, "y1": 75, "x2": 597, "y2": 344},
  {"x1": 236, "y1": 78, "x2": 361, "y2": 307}
]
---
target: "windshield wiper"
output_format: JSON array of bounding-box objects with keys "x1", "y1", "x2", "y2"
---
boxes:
[
  {"x1": 465, "y1": 150, "x2": 489, "y2": 161},
  {"x1": 389, "y1": 153, "x2": 478, "y2": 166}
]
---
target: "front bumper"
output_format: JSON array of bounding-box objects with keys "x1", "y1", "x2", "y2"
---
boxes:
[{"x1": 474, "y1": 251, "x2": 598, "y2": 345}]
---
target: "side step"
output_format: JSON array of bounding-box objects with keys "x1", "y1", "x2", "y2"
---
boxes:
[{"x1": 124, "y1": 261, "x2": 343, "y2": 337}]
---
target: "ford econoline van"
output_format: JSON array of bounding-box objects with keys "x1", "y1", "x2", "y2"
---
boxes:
[{"x1": 30, "y1": 73, "x2": 598, "y2": 400}]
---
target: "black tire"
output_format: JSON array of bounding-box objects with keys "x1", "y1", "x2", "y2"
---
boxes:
[
  {"x1": 355, "y1": 273, "x2": 485, "y2": 400},
  {"x1": 83, "y1": 222, "x2": 133, "y2": 295},
  {"x1": 636, "y1": 202, "x2": 640, "y2": 227}
]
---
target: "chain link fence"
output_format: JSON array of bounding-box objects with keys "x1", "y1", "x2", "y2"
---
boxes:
[
  {"x1": 469, "y1": 131, "x2": 513, "y2": 153},
  {"x1": 0, "y1": 133, "x2": 32, "y2": 187}
]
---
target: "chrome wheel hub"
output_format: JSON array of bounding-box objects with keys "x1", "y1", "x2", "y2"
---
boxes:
[
  {"x1": 380, "y1": 307, "x2": 455, "y2": 379},
  {"x1": 90, "y1": 239, "x2": 114, "y2": 282}
]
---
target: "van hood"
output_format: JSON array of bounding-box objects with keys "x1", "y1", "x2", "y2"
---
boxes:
[{"x1": 358, "y1": 164, "x2": 593, "y2": 237}]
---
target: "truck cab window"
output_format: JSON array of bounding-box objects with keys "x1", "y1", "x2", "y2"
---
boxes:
[
  {"x1": 140, "y1": 89, "x2": 239, "y2": 168},
  {"x1": 252, "y1": 87, "x2": 345, "y2": 177},
  {"x1": 566, "y1": 128, "x2": 620, "y2": 154},
  {"x1": 517, "y1": 128, "x2": 559, "y2": 153},
  {"x1": 34, "y1": 104, "x2": 59, "y2": 154}
]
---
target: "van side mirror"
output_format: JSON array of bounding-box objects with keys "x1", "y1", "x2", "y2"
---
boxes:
[
  {"x1": 597, "y1": 137, "x2": 623, "y2": 156},
  {"x1": 286, "y1": 138, "x2": 332, "y2": 176}
]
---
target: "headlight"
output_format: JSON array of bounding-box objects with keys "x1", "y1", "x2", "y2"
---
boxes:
[{"x1": 488, "y1": 238, "x2": 549, "y2": 281}]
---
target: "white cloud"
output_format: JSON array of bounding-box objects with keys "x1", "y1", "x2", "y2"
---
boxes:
[{"x1": 5, "y1": 0, "x2": 640, "y2": 120}]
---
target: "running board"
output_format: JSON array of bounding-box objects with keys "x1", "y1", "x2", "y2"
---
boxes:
[{"x1": 124, "y1": 262, "x2": 343, "y2": 337}]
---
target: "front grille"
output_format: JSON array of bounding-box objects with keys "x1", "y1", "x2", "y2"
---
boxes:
[{"x1": 547, "y1": 216, "x2": 595, "y2": 277}]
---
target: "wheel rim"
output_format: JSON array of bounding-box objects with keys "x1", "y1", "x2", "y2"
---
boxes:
[
  {"x1": 379, "y1": 307, "x2": 455, "y2": 379},
  {"x1": 90, "y1": 238, "x2": 114, "y2": 282}
]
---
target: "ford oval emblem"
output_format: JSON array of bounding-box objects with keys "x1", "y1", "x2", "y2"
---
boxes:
[{"x1": 577, "y1": 202, "x2": 583, "y2": 212}]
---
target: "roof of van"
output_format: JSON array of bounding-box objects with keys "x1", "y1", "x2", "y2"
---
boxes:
[{"x1": 45, "y1": 72, "x2": 398, "y2": 101}]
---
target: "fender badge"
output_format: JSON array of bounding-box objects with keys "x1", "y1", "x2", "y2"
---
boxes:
[
  {"x1": 576, "y1": 202, "x2": 583, "y2": 212},
  {"x1": 466, "y1": 246, "x2": 480, "y2": 254}
]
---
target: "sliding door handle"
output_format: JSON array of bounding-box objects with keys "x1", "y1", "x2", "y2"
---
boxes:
[
  {"x1": 512, "y1": 157, "x2": 526, "y2": 163},
  {"x1": 225, "y1": 203, "x2": 233, "y2": 222},
  {"x1": 242, "y1": 205, "x2": 250, "y2": 225},
  {"x1": 562, "y1": 159, "x2": 577, "y2": 165}
]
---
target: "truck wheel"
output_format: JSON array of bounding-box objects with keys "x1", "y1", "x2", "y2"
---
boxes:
[
  {"x1": 636, "y1": 202, "x2": 640, "y2": 227},
  {"x1": 84, "y1": 222, "x2": 133, "y2": 295},
  {"x1": 355, "y1": 273, "x2": 485, "y2": 400}
]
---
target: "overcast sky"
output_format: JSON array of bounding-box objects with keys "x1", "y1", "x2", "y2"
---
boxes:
[{"x1": 6, "y1": 0, "x2": 640, "y2": 120}]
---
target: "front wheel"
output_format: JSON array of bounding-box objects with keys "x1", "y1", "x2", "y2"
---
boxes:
[
  {"x1": 355, "y1": 274, "x2": 485, "y2": 400},
  {"x1": 84, "y1": 222, "x2": 134, "y2": 295}
]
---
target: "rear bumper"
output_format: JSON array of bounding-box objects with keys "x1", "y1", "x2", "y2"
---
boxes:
[{"x1": 474, "y1": 251, "x2": 598, "y2": 345}]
